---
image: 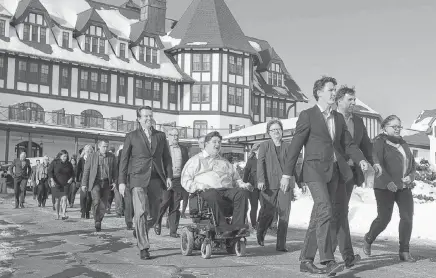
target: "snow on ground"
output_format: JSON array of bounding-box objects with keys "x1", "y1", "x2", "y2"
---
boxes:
[{"x1": 289, "y1": 182, "x2": 436, "y2": 242}]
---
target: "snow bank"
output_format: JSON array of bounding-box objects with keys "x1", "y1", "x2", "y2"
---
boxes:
[{"x1": 289, "y1": 185, "x2": 436, "y2": 242}]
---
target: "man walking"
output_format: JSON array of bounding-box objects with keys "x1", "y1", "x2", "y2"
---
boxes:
[
  {"x1": 9, "y1": 152, "x2": 32, "y2": 208},
  {"x1": 286, "y1": 76, "x2": 370, "y2": 276},
  {"x1": 36, "y1": 156, "x2": 50, "y2": 207},
  {"x1": 81, "y1": 140, "x2": 118, "y2": 232},
  {"x1": 31, "y1": 160, "x2": 40, "y2": 200},
  {"x1": 332, "y1": 86, "x2": 381, "y2": 268},
  {"x1": 118, "y1": 106, "x2": 173, "y2": 260},
  {"x1": 154, "y1": 128, "x2": 189, "y2": 237}
]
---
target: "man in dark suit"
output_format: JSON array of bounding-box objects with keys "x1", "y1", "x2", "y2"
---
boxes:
[
  {"x1": 332, "y1": 86, "x2": 381, "y2": 267},
  {"x1": 9, "y1": 152, "x2": 32, "y2": 208},
  {"x1": 118, "y1": 106, "x2": 173, "y2": 260},
  {"x1": 81, "y1": 139, "x2": 118, "y2": 232},
  {"x1": 154, "y1": 128, "x2": 189, "y2": 237},
  {"x1": 286, "y1": 76, "x2": 370, "y2": 276}
]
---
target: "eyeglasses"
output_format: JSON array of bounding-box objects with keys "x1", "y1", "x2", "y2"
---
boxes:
[
  {"x1": 387, "y1": 125, "x2": 403, "y2": 130},
  {"x1": 269, "y1": 128, "x2": 282, "y2": 133}
]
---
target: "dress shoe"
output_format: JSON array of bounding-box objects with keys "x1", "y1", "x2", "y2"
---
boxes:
[
  {"x1": 126, "y1": 223, "x2": 133, "y2": 230},
  {"x1": 81, "y1": 212, "x2": 85, "y2": 219},
  {"x1": 299, "y1": 262, "x2": 326, "y2": 274},
  {"x1": 95, "y1": 222, "x2": 102, "y2": 232},
  {"x1": 345, "y1": 254, "x2": 361, "y2": 268},
  {"x1": 42, "y1": 200, "x2": 46, "y2": 207},
  {"x1": 399, "y1": 252, "x2": 416, "y2": 262},
  {"x1": 325, "y1": 261, "x2": 344, "y2": 277},
  {"x1": 20, "y1": 203, "x2": 24, "y2": 208},
  {"x1": 276, "y1": 247, "x2": 288, "y2": 252},
  {"x1": 85, "y1": 212, "x2": 90, "y2": 219},
  {"x1": 257, "y1": 233, "x2": 265, "y2": 246},
  {"x1": 154, "y1": 223, "x2": 161, "y2": 235},
  {"x1": 169, "y1": 233, "x2": 180, "y2": 238},
  {"x1": 363, "y1": 240, "x2": 372, "y2": 256},
  {"x1": 140, "y1": 249, "x2": 151, "y2": 260},
  {"x1": 38, "y1": 202, "x2": 41, "y2": 207}
]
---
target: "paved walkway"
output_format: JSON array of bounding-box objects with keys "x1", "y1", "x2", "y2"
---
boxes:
[{"x1": 0, "y1": 193, "x2": 435, "y2": 278}]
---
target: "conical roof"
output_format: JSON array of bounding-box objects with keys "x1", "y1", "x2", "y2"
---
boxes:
[{"x1": 169, "y1": 0, "x2": 255, "y2": 54}]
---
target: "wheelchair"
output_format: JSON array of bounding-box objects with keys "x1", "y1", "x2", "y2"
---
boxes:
[{"x1": 180, "y1": 192, "x2": 249, "y2": 259}]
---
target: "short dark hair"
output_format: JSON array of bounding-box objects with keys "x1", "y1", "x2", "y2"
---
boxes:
[
  {"x1": 313, "y1": 76, "x2": 337, "y2": 101},
  {"x1": 204, "y1": 131, "x2": 222, "y2": 144},
  {"x1": 266, "y1": 119, "x2": 283, "y2": 134},
  {"x1": 56, "y1": 150, "x2": 69, "y2": 161},
  {"x1": 98, "y1": 139, "x2": 109, "y2": 146},
  {"x1": 136, "y1": 106, "x2": 152, "y2": 118},
  {"x1": 381, "y1": 115, "x2": 401, "y2": 130},
  {"x1": 335, "y1": 85, "x2": 356, "y2": 102}
]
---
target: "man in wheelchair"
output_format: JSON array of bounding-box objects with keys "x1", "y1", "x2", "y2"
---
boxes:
[{"x1": 181, "y1": 131, "x2": 252, "y2": 237}]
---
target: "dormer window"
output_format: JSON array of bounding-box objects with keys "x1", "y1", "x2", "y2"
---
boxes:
[
  {"x1": 138, "y1": 36, "x2": 158, "y2": 64},
  {"x1": 120, "y1": 43, "x2": 126, "y2": 58},
  {"x1": 22, "y1": 13, "x2": 48, "y2": 43},
  {"x1": 85, "y1": 25, "x2": 106, "y2": 54},
  {"x1": 0, "y1": 20, "x2": 5, "y2": 37},
  {"x1": 62, "y1": 32, "x2": 69, "y2": 48},
  {"x1": 269, "y1": 63, "x2": 283, "y2": 87}
]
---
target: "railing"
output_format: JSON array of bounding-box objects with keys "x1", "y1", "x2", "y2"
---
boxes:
[{"x1": 0, "y1": 106, "x2": 237, "y2": 139}]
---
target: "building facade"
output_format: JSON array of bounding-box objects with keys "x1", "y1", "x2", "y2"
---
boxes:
[{"x1": 0, "y1": 0, "x2": 307, "y2": 163}]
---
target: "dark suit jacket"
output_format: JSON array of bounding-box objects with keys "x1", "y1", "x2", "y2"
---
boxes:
[
  {"x1": 287, "y1": 105, "x2": 366, "y2": 184},
  {"x1": 243, "y1": 156, "x2": 257, "y2": 186},
  {"x1": 257, "y1": 140, "x2": 294, "y2": 190},
  {"x1": 118, "y1": 126, "x2": 173, "y2": 189},
  {"x1": 9, "y1": 158, "x2": 31, "y2": 179},
  {"x1": 81, "y1": 152, "x2": 118, "y2": 190},
  {"x1": 170, "y1": 144, "x2": 189, "y2": 180},
  {"x1": 342, "y1": 114, "x2": 373, "y2": 186}
]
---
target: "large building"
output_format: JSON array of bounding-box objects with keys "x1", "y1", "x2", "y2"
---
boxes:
[{"x1": 0, "y1": 0, "x2": 308, "y2": 162}]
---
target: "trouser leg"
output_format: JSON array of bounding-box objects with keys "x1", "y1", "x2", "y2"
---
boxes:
[
  {"x1": 396, "y1": 189, "x2": 414, "y2": 253},
  {"x1": 366, "y1": 189, "x2": 395, "y2": 244},
  {"x1": 276, "y1": 189, "x2": 292, "y2": 249}
]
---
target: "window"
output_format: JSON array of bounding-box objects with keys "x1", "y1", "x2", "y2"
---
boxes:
[
  {"x1": 272, "y1": 73, "x2": 277, "y2": 86},
  {"x1": 120, "y1": 43, "x2": 126, "y2": 58},
  {"x1": 152, "y1": 49, "x2": 158, "y2": 64},
  {"x1": 413, "y1": 149, "x2": 418, "y2": 158},
  {"x1": 253, "y1": 97, "x2": 260, "y2": 114},
  {"x1": 80, "y1": 70, "x2": 88, "y2": 90},
  {"x1": 266, "y1": 99, "x2": 271, "y2": 116},
  {"x1": 146, "y1": 48, "x2": 151, "y2": 62},
  {"x1": 100, "y1": 73, "x2": 108, "y2": 93},
  {"x1": 139, "y1": 36, "x2": 159, "y2": 64},
  {"x1": 62, "y1": 32, "x2": 69, "y2": 48},
  {"x1": 40, "y1": 27, "x2": 46, "y2": 43},
  {"x1": 40, "y1": 64, "x2": 49, "y2": 84},
  {"x1": 279, "y1": 102, "x2": 285, "y2": 118},
  {"x1": 193, "y1": 120, "x2": 208, "y2": 137},
  {"x1": 235, "y1": 88, "x2": 243, "y2": 106},
  {"x1": 278, "y1": 74, "x2": 282, "y2": 86},
  {"x1": 85, "y1": 36, "x2": 90, "y2": 51},
  {"x1": 139, "y1": 47, "x2": 144, "y2": 61},
  {"x1": 99, "y1": 39, "x2": 105, "y2": 54},
  {"x1": 18, "y1": 61, "x2": 27, "y2": 81},
  {"x1": 268, "y1": 72, "x2": 272, "y2": 85},
  {"x1": 29, "y1": 63, "x2": 38, "y2": 82},
  {"x1": 272, "y1": 101, "x2": 278, "y2": 117},
  {"x1": 169, "y1": 85, "x2": 177, "y2": 103},
  {"x1": 192, "y1": 53, "x2": 211, "y2": 72},
  {"x1": 269, "y1": 62, "x2": 283, "y2": 87},
  {"x1": 144, "y1": 80, "x2": 152, "y2": 99},
  {"x1": 23, "y1": 24, "x2": 30, "y2": 41},
  {"x1": 118, "y1": 76, "x2": 126, "y2": 96},
  {"x1": 228, "y1": 87, "x2": 235, "y2": 105},
  {"x1": 153, "y1": 82, "x2": 160, "y2": 100},
  {"x1": 0, "y1": 20, "x2": 5, "y2": 36},
  {"x1": 0, "y1": 57, "x2": 4, "y2": 77},
  {"x1": 90, "y1": 72, "x2": 98, "y2": 91},
  {"x1": 229, "y1": 55, "x2": 243, "y2": 75},
  {"x1": 135, "y1": 79, "x2": 143, "y2": 98},
  {"x1": 61, "y1": 68, "x2": 69, "y2": 88},
  {"x1": 91, "y1": 37, "x2": 98, "y2": 53},
  {"x1": 31, "y1": 25, "x2": 38, "y2": 41}
]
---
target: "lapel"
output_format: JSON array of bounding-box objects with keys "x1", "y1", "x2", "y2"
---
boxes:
[
  {"x1": 151, "y1": 128, "x2": 158, "y2": 155},
  {"x1": 137, "y1": 127, "x2": 152, "y2": 153},
  {"x1": 352, "y1": 115, "x2": 361, "y2": 143},
  {"x1": 313, "y1": 105, "x2": 333, "y2": 142},
  {"x1": 332, "y1": 110, "x2": 340, "y2": 143},
  {"x1": 268, "y1": 140, "x2": 283, "y2": 172}
]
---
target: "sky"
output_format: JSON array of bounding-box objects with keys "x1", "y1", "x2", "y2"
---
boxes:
[{"x1": 166, "y1": 0, "x2": 436, "y2": 127}]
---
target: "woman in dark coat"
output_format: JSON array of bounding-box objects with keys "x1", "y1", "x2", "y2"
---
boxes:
[
  {"x1": 48, "y1": 150, "x2": 74, "y2": 220},
  {"x1": 243, "y1": 143, "x2": 261, "y2": 229},
  {"x1": 67, "y1": 157, "x2": 78, "y2": 208},
  {"x1": 363, "y1": 115, "x2": 416, "y2": 262}
]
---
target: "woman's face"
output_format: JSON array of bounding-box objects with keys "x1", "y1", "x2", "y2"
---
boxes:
[
  {"x1": 60, "y1": 154, "x2": 68, "y2": 162},
  {"x1": 384, "y1": 118, "x2": 402, "y2": 137},
  {"x1": 268, "y1": 123, "x2": 283, "y2": 141},
  {"x1": 71, "y1": 159, "x2": 76, "y2": 165}
]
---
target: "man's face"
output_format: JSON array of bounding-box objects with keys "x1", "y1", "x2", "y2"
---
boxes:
[
  {"x1": 36, "y1": 160, "x2": 40, "y2": 166},
  {"x1": 317, "y1": 82, "x2": 336, "y2": 105},
  {"x1": 138, "y1": 109, "x2": 153, "y2": 129},
  {"x1": 20, "y1": 153, "x2": 26, "y2": 160},
  {"x1": 204, "y1": 136, "x2": 221, "y2": 156},
  {"x1": 198, "y1": 137, "x2": 205, "y2": 151},
  {"x1": 99, "y1": 142, "x2": 109, "y2": 154},
  {"x1": 338, "y1": 94, "x2": 356, "y2": 114},
  {"x1": 168, "y1": 130, "x2": 179, "y2": 146}
]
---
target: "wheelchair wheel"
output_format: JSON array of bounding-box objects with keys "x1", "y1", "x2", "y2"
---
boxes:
[
  {"x1": 180, "y1": 227, "x2": 194, "y2": 256},
  {"x1": 234, "y1": 239, "x2": 246, "y2": 257},
  {"x1": 201, "y1": 241, "x2": 212, "y2": 259}
]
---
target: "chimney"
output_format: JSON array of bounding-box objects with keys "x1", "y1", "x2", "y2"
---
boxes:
[{"x1": 140, "y1": 0, "x2": 167, "y2": 35}]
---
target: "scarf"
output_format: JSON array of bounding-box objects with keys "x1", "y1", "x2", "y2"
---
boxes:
[{"x1": 378, "y1": 133, "x2": 405, "y2": 145}]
